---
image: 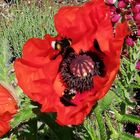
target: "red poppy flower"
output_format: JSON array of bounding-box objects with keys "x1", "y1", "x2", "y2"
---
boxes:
[
  {"x1": 14, "y1": 0, "x2": 128, "y2": 125},
  {"x1": 0, "y1": 84, "x2": 18, "y2": 137}
]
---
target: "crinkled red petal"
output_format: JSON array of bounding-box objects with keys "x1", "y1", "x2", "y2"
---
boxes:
[
  {"x1": 22, "y1": 37, "x2": 60, "y2": 66},
  {"x1": 14, "y1": 36, "x2": 62, "y2": 107},
  {"x1": 0, "y1": 121, "x2": 10, "y2": 137},
  {"x1": 54, "y1": 0, "x2": 112, "y2": 53}
]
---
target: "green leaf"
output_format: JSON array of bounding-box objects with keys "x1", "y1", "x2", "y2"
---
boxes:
[
  {"x1": 105, "y1": 112, "x2": 119, "y2": 140},
  {"x1": 0, "y1": 38, "x2": 11, "y2": 83},
  {"x1": 39, "y1": 113, "x2": 74, "y2": 140},
  {"x1": 119, "y1": 132, "x2": 140, "y2": 140},
  {"x1": 84, "y1": 119, "x2": 98, "y2": 140},
  {"x1": 93, "y1": 106, "x2": 107, "y2": 140},
  {"x1": 112, "y1": 107, "x2": 140, "y2": 124},
  {"x1": 97, "y1": 90, "x2": 116, "y2": 111},
  {"x1": 10, "y1": 97, "x2": 36, "y2": 128},
  {"x1": 136, "y1": 73, "x2": 140, "y2": 86},
  {"x1": 121, "y1": 114, "x2": 140, "y2": 124}
]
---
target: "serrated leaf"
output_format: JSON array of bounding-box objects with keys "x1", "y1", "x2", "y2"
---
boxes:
[
  {"x1": 121, "y1": 114, "x2": 140, "y2": 124},
  {"x1": 105, "y1": 112, "x2": 119, "y2": 140},
  {"x1": 84, "y1": 119, "x2": 98, "y2": 140},
  {"x1": 98, "y1": 90, "x2": 115, "y2": 111},
  {"x1": 136, "y1": 73, "x2": 140, "y2": 86},
  {"x1": 119, "y1": 132, "x2": 140, "y2": 140},
  {"x1": 93, "y1": 106, "x2": 107, "y2": 140},
  {"x1": 0, "y1": 38, "x2": 13, "y2": 83},
  {"x1": 10, "y1": 99, "x2": 37, "y2": 128}
]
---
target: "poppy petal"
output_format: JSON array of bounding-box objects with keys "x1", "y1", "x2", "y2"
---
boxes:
[
  {"x1": 14, "y1": 55, "x2": 61, "y2": 104},
  {"x1": 22, "y1": 36, "x2": 60, "y2": 66},
  {"x1": 0, "y1": 84, "x2": 17, "y2": 137}
]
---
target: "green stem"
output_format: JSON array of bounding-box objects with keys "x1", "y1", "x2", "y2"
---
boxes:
[
  {"x1": 111, "y1": 106, "x2": 140, "y2": 124},
  {"x1": 39, "y1": 113, "x2": 74, "y2": 140},
  {"x1": 84, "y1": 119, "x2": 98, "y2": 140},
  {"x1": 94, "y1": 107, "x2": 107, "y2": 140},
  {"x1": 104, "y1": 112, "x2": 119, "y2": 139},
  {"x1": 28, "y1": 118, "x2": 38, "y2": 140},
  {"x1": 119, "y1": 132, "x2": 140, "y2": 140}
]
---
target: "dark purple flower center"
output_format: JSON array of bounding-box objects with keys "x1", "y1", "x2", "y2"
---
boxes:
[{"x1": 52, "y1": 38, "x2": 105, "y2": 106}]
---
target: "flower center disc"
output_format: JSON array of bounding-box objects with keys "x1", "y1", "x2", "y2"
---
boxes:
[{"x1": 70, "y1": 55, "x2": 94, "y2": 77}]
